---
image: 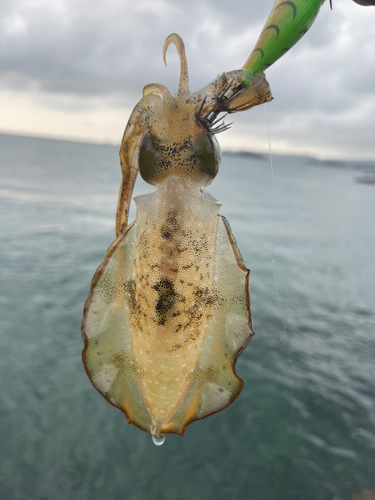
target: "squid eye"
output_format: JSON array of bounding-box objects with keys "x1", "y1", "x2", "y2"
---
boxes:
[
  {"x1": 192, "y1": 133, "x2": 221, "y2": 181},
  {"x1": 138, "y1": 129, "x2": 221, "y2": 187},
  {"x1": 139, "y1": 132, "x2": 161, "y2": 184}
]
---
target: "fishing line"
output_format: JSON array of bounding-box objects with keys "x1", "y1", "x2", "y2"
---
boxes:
[
  {"x1": 264, "y1": 102, "x2": 299, "y2": 434},
  {"x1": 264, "y1": 103, "x2": 292, "y2": 364}
]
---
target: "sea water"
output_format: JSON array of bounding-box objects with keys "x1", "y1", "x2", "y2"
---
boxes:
[{"x1": 0, "y1": 133, "x2": 374, "y2": 500}]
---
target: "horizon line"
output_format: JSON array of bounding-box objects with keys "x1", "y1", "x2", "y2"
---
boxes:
[{"x1": 1, "y1": 129, "x2": 374, "y2": 164}]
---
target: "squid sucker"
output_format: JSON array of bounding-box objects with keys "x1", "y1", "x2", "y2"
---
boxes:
[{"x1": 82, "y1": 1, "x2": 327, "y2": 440}]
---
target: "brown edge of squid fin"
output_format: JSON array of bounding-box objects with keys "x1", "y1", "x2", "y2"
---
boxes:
[
  {"x1": 81, "y1": 222, "x2": 151, "y2": 435},
  {"x1": 176, "y1": 215, "x2": 255, "y2": 437},
  {"x1": 218, "y1": 214, "x2": 255, "y2": 350}
]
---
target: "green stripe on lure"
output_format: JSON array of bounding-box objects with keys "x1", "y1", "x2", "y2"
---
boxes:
[{"x1": 242, "y1": 0, "x2": 327, "y2": 86}]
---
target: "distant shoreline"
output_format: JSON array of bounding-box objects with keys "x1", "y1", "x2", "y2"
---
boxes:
[{"x1": 1, "y1": 131, "x2": 375, "y2": 169}]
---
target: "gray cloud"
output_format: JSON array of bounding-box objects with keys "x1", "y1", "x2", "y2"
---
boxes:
[
  {"x1": 0, "y1": 0, "x2": 334, "y2": 96},
  {"x1": 1, "y1": 0, "x2": 260, "y2": 96},
  {"x1": 1, "y1": 0, "x2": 375, "y2": 158}
]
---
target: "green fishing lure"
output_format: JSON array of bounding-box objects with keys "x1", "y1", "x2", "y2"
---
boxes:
[{"x1": 242, "y1": 0, "x2": 327, "y2": 84}]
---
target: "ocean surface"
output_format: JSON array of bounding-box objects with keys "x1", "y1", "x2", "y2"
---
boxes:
[{"x1": 0, "y1": 133, "x2": 374, "y2": 500}]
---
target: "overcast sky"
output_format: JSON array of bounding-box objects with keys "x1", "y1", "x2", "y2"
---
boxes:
[{"x1": 1, "y1": 0, "x2": 374, "y2": 159}]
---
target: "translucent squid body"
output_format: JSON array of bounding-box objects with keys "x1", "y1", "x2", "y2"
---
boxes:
[{"x1": 82, "y1": 0, "x2": 327, "y2": 440}]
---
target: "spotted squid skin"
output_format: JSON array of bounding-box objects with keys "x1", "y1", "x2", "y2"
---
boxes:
[
  {"x1": 243, "y1": 0, "x2": 327, "y2": 81},
  {"x1": 82, "y1": 177, "x2": 254, "y2": 437}
]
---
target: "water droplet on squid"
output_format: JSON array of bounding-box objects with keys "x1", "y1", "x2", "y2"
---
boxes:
[{"x1": 152, "y1": 435, "x2": 166, "y2": 446}]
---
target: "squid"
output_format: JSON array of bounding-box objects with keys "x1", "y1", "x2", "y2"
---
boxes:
[{"x1": 82, "y1": 0, "x2": 328, "y2": 441}]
